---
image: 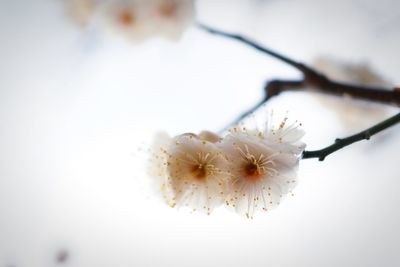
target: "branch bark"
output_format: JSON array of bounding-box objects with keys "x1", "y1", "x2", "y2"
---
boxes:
[
  {"x1": 302, "y1": 112, "x2": 400, "y2": 161},
  {"x1": 198, "y1": 23, "x2": 400, "y2": 106}
]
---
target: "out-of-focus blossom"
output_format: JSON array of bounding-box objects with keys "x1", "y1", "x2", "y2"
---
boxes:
[
  {"x1": 313, "y1": 57, "x2": 392, "y2": 131},
  {"x1": 68, "y1": 0, "x2": 96, "y2": 27},
  {"x1": 149, "y1": 0, "x2": 195, "y2": 40},
  {"x1": 98, "y1": 0, "x2": 156, "y2": 42},
  {"x1": 66, "y1": 0, "x2": 195, "y2": 42}
]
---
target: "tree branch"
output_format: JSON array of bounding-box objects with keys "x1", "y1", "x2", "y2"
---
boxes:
[
  {"x1": 198, "y1": 23, "x2": 307, "y2": 73},
  {"x1": 200, "y1": 23, "x2": 400, "y2": 160},
  {"x1": 198, "y1": 23, "x2": 400, "y2": 106},
  {"x1": 302, "y1": 112, "x2": 400, "y2": 161},
  {"x1": 220, "y1": 80, "x2": 305, "y2": 132}
]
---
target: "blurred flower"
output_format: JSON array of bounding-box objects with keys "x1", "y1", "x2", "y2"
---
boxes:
[
  {"x1": 67, "y1": 0, "x2": 195, "y2": 42},
  {"x1": 220, "y1": 117, "x2": 305, "y2": 219},
  {"x1": 99, "y1": 0, "x2": 156, "y2": 42},
  {"x1": 313, "y1": 57, "x2": 392, "y2": 131},
  {"x1": 67, "y1": 0, "x2": 96, "y2": 27},
  {"x1": 150, "y1": 0, "x2": 195, "y2": 40},
  {"x1": 148, "y1": 132, "x2": 230, "y2": 214}
]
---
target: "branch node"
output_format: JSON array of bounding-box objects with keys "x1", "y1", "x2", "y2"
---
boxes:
[
  {"x1": 264, "y1": 80, "x2": 281, "y2": 99},
  {"x1": 303, "y1": 113, "x2": 400, "y2": 161},
  {"x1": 364, "y1": 131, "x2": 371, "y2": 140}
]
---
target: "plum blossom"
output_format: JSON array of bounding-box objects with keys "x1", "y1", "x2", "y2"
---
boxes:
[
  {"x1": 219, "y1": 117, "x2": 305, "y2": 219},
  {"x1": 149, "y1": 114, "x2": 305, "y2": 218},
  {"x1": 148, "y1": 132, "x2": 230, "y2": 214},
  {"x1": 67, "y1": 0, "x2": 195, "y2": 42}
]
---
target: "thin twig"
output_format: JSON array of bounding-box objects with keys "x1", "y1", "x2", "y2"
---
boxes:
[
  {"x1": 200, "y1": 23, "x2": 400, "y2": 160},
  {"x1": 198, "y1": 23, "x2": 400, "y2": 106},
  {"x1": 221, "y1": 80, "x2": 305, "y2": 132},
  {"x1": 302, "y1": 112, "x2": 400, "y2": 161},
  {"x1": 198, "y1": 23, "x2": 307, "y2": 73}
]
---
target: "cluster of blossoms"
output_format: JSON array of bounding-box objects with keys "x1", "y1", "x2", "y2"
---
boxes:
[
  {"x1": 68, "y1": 0, "x2": 195, "y2": 41},
  {"x1": 148, "y1": 116, "x2": 305, "y2": 219}
]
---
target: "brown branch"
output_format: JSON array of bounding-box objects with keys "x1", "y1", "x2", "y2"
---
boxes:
[
  {"x1": 198, "y1": 23, "x2": 307, "y2": 72},
  {"x1": 265, "y1": 77, "x2": 400, "y2": 105},
  {"x1": 199, "y1": 23, "x2": 400, "y2": 160},
  {"x1": 198, "y1": 23, "x2": 400, "y2": 106},
  {"x1": 302, "y1": 112, "x2": 400, "y2": 161},
  {"x1": 221, "y1": 80, "x2": 304, "y2": 132}
]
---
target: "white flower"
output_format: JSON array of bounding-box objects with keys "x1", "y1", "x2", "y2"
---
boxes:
[
  {"x1": 198, "y1": 130, "x2": 222, "y2": 143},
  {"x1": 148, "y1": 132, "x2": 229, "y2": 214},
  {"x1": 98, "y1": 0, "x2": 156, "y2": 42},
  {"x1": 148, "y1": 114, "x2": 305, "y2": 218},
  {"x1": 313, "y1": 57, "x2": 391, "y2": 131},
  {"x1": 150, "y1": 0, "x2": 195, "y2": 41},
  {"x1": 68, "y1": 0, "x2": 195, "y2": 42},
  {"x1": 219, "y1": 117, "x2": 305, "y2": 219},
  {"x1": 67, "y1": 0, "x2": 96, "y2": 27}
]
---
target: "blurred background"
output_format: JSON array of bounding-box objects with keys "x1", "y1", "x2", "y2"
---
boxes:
[{"x1": 0, "y1": 0, "x2": 400, "y2": 266}]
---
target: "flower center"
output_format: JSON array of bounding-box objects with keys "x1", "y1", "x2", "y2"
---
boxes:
[
  {"x1": 243, "y1": 161, "x2": 263, "y2": 182},
  {"x1": 191, "y1": 164, "x2": 207, "y2": 180},
  {"x1": 118, "y1": 10, "x2": 135, "y2": 26},
  {"x1": 158, "y1": 2, "x2": 177, "y2": 18}
]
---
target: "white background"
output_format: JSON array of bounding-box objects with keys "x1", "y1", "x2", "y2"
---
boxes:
[{"x1": 0, "y1": 0, "x2": 400, "y2": 266}]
